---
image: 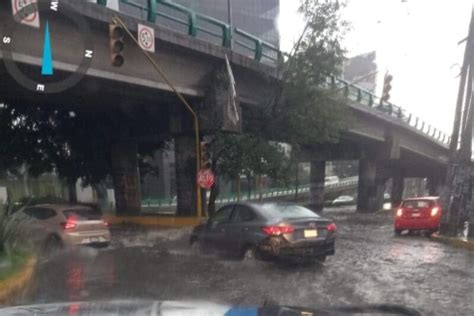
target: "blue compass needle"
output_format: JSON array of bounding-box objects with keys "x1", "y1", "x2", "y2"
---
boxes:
[{"x1": 41, "y1": 21, "x2": 53, "y2": 76}]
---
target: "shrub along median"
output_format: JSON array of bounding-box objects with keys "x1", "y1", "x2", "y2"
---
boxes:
[
  {"x1": 0, "y1": 251, "x2": 36, "y2": 305},
  {"x1": 0, "y1": 251, "x2": 29, "y2": 281}
]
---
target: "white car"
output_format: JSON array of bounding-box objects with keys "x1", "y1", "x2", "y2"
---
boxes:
[
  {"x1": 325, "y1": 176, "x2": 340, "y2": 186},
  {"x1": 332, "y1": 195, "x2": 354, "y2": 205}
]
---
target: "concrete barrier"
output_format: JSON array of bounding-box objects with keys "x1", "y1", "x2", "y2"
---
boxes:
[
  {"x1": 431, "y1": 234, "x2": 474, "y2": 251},
  {"x1": 105, "y1": 215, "x2": 203, "y2": 228}
]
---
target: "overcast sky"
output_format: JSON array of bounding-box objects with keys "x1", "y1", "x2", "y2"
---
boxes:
[{"x1": 278, "y1": 0, "x2": 473, "y2": 134}]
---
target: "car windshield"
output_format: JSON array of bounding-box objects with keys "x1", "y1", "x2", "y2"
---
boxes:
[
  {"x1": 259, "y1": 204, "x2": 319, "y2": 219},
  {"x1": 63, "y1": 208, "x2": 102, "y2": 220},
  {"x1": 1, "y1": 1, "x2": 473, "y2": 315},
  {"x1": 402, "y1": 200, "x2": 434, "y2": 208}
]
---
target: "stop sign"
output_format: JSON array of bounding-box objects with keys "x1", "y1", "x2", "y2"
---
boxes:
[{"x1": 197, "y1": 169, "x2": 215, "y2": 189}]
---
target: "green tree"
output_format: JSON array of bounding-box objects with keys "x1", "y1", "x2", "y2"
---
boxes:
[
  {"x1": 267, "y1": 0, "x2": 349, "y2": 145},
  {"x1": 0, "y1": 102, "x2": 166, "y2": 203},
  {"x1": 206, "y1": 133, "x2": 288, "y2": 215},
  {"x1": 206, "y1": 1, "x2": 349, "y2": 213}
]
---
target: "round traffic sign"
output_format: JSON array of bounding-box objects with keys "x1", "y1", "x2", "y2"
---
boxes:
[
  {"x1": 139, "y1": 27, "x2": 153, "y2": 50},
  {"x1": 197, "y1": 169, "x2": 215, "y2": 189}
]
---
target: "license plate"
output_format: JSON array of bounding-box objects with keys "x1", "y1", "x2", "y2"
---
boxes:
[
  {"x1": 90, "y1": 237, "x2": 100, "y2": 242},
  {"x1": 412, "y1": 213, "x2": 421, "y2": 217},
  {"x1": 304, "y1": 229, "x2": 318, "y2": 238}
]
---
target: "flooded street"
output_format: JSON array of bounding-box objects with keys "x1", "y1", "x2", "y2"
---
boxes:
[{"x1": 20, "y1": 208, "x2": 474, "y2": 315}]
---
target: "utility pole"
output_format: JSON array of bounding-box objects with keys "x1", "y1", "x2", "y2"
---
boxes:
[
  {"x1": 227, "y1": 0, "x2": 233, "y2": 49},
  {"x1": 440, "y1": 10, "x2": 474, "y2": 237},
  {"x1": 449, "y1": 11, "x2": 474, "y2": 155},
  {"x1": 463, "y1": 71, "x2": 474, "y2": 237}
]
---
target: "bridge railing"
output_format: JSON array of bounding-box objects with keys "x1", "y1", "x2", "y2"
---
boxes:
[
  {"x1": 95, "y1": 1, "x2": 449, "y2": 146},
  {"x1": 321, "y1": 75, "x2": 451, "y2": 146},
  {"x1": 97, "y1": 0, "x2": 281, "y2": 64},
  {"x1": 141, "y1": 177, "x2": 359, "y2": 209}
]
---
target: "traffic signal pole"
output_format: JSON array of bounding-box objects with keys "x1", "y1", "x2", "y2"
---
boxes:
[{"x1": 111, "y1": 15, "x2": 203, "y2": 218}]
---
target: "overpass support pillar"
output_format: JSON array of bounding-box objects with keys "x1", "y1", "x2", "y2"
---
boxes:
[
  {"x1": 308, "y1": 160, "x2": 325, "y2": 212},
  {"x1": 357, "y1": 159, "x2": 386, "y2": 213},
  {"x1": 111, "y1": 141, "x2": 141, "y2": 216},
  {"x1": 391, "y1": 174, "x2": 404, "y2": 208},
  {"x1": 174, "y1": 134, "x2": 202, "y2": 216},
  {"x1": 427, "y1": 176, "x2": 443, "y2": 196}
]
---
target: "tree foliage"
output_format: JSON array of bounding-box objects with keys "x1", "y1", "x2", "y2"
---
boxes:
[
  {"x1": 0, "y1": 103, "x2": 112, "y2": 185},
  {"x1": 266, "y1": 0, "x2": 349, "y2": 145},
  {"x1": 209, "y1": 133, "x2": 289, "y2": 182},
  {"x1": 0, "y1": 102, "x2": 166, "y2": 192},
  {"x1": 205, "y1": 1, "x2": 349, "y2": 211}
]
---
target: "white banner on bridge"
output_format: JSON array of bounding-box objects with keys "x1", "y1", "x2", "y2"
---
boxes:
[
  {"x1": 11, "y1": 0, "x2": 40, "y2": 28},
  {"x1": 138, "y1": 24, "x2": 155, "y2": 53}
]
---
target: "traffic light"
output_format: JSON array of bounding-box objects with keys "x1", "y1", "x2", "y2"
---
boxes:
[
  {"x1": 109, "y1": 22, "x2": 125, "y2": 67},
  {"x1": 381, "y1": 73, "x2": 393, "y2": 102},
  {"x1": 200, "y1": 141, "x2": 212, "y2": 170}
]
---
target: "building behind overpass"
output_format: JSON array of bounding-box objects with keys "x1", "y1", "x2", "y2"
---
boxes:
[
  {"x1": 343, "y1": 51, "x2": 377, "y2": 93},
  {"x1": 106, "y1": 0, "x2": 280, "y2": 47},
  {"x1": 174, "y1": 0, "x2": 280, "y2": 46}
]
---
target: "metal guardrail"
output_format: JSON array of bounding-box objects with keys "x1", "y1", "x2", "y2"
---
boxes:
[
  {"x1": 321, "y1": 76, "x2": 451, "y2": 146},
  {"x1": 95, "y1": 1, "x2": 450, "y2": 147},
  {"x1": 141, "y1": 177, "x2": 359, "y2": 208},
  {"x1": 97, "y1": 0, "x2": 280, "y2": 63}
]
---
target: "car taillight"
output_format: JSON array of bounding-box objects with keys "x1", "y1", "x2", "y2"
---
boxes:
[
  {"x1": 62, "y1": 220, "x2": 76, "y2": 230},
  {"x1": 431, "y1": 207, "x2": 439, "y2": 217},
  {"x1": 326, "y1": 223, "x2": 337, "y2": 232},
  {"x1": 262, "y1": 225, "x2": 294, "y2": 235},
  {"x1": 103, "y1": 221, "x2": 109, "y2": 227},
  {"x1": 396, "y1": 208, "x2": 403, "y2": 217}
]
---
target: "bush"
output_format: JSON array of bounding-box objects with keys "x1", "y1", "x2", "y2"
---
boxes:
[{"x1": 0, "y1": 250, "x2": 29, "y2": 281}]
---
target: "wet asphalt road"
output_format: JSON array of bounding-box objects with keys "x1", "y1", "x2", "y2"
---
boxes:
[{"x1": 19, "y1": 208, "x2": 474, "y2": 315}]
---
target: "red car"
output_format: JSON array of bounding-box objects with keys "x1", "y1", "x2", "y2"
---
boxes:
[{"x1": 394, "y1": 197, "x2": 442, "y2": 236}]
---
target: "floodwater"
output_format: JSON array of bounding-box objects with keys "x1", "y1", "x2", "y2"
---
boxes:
[{"x1": 14, "y1": 208, "x2": 474, "y2": 315}]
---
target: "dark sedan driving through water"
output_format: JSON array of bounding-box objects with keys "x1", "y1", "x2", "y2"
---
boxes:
[{"x1": 190, "y1": 203, "x2": 336, "y2": 262}]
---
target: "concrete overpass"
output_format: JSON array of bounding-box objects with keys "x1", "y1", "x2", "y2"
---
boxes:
[
  {"x1": 0, "y1": 0, "x2": 460, "y2": 215},
  {"x1": 298, "y1": 75, "x2": 453, "y2": 212},
  {"x1": 0, "y1": 0, "x2": 279, "y2": 216}
]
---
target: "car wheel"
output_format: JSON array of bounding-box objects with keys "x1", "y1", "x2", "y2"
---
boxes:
[
  {"x1": 424, "y1": 230, "x2": 437, "y2": 238},
  {"x1": 95, "y1": 242, "x2": 109, "y2": 249},
  {"x1": 43, "y1": 235, "x2": 63, "y2": 255},
  {"x1": 242, "y1": 246, "x2": 258, "y2": 261},
  {"x1": 394, "y1": 229, "x2": 402, "y2": 236}
]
